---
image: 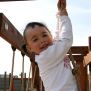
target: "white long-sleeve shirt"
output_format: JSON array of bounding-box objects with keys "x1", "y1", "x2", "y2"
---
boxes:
[{"x1": 35, "y1": 16, "x2": 78, "y2": 91}]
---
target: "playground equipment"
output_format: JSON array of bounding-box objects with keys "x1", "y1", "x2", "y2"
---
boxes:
[{"x1": 0, "y1": 0, "x2": 91, "y2": 89}]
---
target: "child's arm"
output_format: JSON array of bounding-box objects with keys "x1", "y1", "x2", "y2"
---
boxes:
[
  {"x1": 56, "y1": 0, "x2": 73, "y2": 41},
  {"x1": 55, "y1": 0, "x2": 69, "y2": 40},
  {"x1": 36, "y1": 0, "x2": 73, "y2": 68}
]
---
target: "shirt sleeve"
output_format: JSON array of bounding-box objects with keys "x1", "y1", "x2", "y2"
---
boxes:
[
  {"x1": 36, "y1": 15, "x2": 73, "y2": 69},
  {"x1": 55, "y1": 15, "x2": 73, "y2": 41}
]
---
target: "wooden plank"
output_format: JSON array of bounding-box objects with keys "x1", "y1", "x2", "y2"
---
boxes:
[
  {"x1": 0, "y1": 13, "x2": 2, "y2": 30},
  {"x1": 68, "y1": 46, "x2": 88, "y2": 55},
  {"x1": 89, "y1": 36, "x2": 91, "y2": 51},
  {"x1": 0, "y1": 13, "x2": 24, "y2": 51},
  {"x1": 0, "y1": 13, "x2": 28, "y2": 56}
]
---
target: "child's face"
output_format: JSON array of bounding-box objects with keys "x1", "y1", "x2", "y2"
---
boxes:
[{"x1": 26, "y1": 25, "x2": 53, "y2": 54}]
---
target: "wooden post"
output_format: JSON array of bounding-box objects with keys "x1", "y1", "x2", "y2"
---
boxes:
[
  {"x1": 9, "y1": 73, "x2": 11, "y2": 86},
  {"x1": 4, "y1": 72, "x2": 7, "y2": 91},
  {"x1": 24, "y1": 73, "x2": 26, "y2": 90},
  {"x1": 88, "y1": 37, "x2": 91, "y2": 71},
  {"x1": 88, "y1": 36, "x2": 91, "y2": 91},
  {"x1": 69, "y1": 46, "x2": 88, "y2": 91},
  {"x1": 72, "y1": 55, "x2": 87, "y2": 91}
]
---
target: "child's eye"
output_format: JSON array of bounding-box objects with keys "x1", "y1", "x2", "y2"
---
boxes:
[
  {"x1": 33, "y1": 38, "x2": 38, "y2": 42},
  {"x1": 42, "y1": 34, "x2": 48, "y2": 37}
]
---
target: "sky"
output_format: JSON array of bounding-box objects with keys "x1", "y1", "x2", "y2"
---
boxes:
[{"x1": 0, "y1": 0, "x2": 91, "y2": 77}]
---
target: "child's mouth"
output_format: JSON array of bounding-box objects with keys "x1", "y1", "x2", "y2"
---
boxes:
[{"x1": 40, "y1": 44, "x2": 48, "y2": 51}]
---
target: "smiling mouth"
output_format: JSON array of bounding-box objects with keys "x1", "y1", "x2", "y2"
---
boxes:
[{"x1": 40, "y1": 44, "x2": 48, "y2": 51}]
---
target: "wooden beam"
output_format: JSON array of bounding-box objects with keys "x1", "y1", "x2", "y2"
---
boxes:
[
  {"x1": 68, "y1": 46, "x2": 88, "y2": 55},
  {"x1": 0, "y1": 13, "x2": 28, "y2": 56}
]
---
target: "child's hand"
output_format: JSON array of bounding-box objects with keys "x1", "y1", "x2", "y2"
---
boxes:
[
  {"x1": 57, "y1": 0, "x2": 68, "y2": 16},
  {"x1": 57, "y1": 0, "x2": 66, "y2": 11}
]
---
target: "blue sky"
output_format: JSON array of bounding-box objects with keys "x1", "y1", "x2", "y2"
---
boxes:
[{"x1": 0, "y1": 0, "x2": 91, "y2": 76}]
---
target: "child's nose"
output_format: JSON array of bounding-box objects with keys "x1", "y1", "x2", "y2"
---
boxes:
[
  {"x1": 40, "y1": 38, "x2": 45, "y2": 44},
  {"x1": 40, "y1": 39, "x2": 44, "y2": 43}
]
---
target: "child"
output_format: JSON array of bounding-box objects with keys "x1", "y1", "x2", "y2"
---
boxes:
[{"x1": 23, "y1": 0, "x2": 78, "y2": 91}]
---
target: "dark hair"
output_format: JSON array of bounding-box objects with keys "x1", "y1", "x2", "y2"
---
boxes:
[
  {"x1": 23, "y1": 22, "x2": 50, "y2": 43},
  {"x1": 25, "y1": 22, "x2": 49, "y2": 29}
]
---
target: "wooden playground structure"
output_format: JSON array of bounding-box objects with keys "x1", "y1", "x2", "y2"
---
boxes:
[{"x1": 0, "y1": 1, "x2": 91, "y2": 91}]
